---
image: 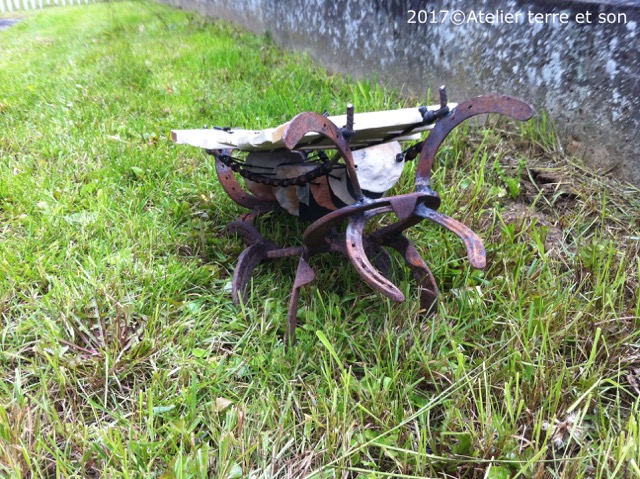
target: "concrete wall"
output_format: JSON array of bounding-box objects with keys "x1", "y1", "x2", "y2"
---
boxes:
[{"x1": 162, "y1": 0, "x2": 640, "y2": 186}]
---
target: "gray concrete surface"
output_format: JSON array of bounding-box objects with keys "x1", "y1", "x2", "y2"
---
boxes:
[
  {"x1": 0, "y1": 19, "x2": 19, "y2": 30},
  {"x1": 160, "y1": 0, "x2": 640, "y2": 186}
]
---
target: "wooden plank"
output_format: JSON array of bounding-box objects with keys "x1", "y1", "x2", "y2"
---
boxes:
[
  {"x1": 170, "y1": 129, "x2": 243, "y2": 151},
  {"x1": 172, "y1": 103, "x2": 454, "y2": 152},
  {"x1": 171, "y1": 129, "x2": 424, "y2": 151},
  {"x1": 234, "y1": 103, "x2": 455, "y2": 149}
]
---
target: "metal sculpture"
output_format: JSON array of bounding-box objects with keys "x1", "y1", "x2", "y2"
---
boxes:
[{"x1": 172, "y1": 88, "x2": 534, "y2": 342}]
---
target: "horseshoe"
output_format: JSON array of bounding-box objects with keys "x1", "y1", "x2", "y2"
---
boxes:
[
  {"x1": 382, "y1": 235, "x2": 439, "y2": 314},
  {"x1": 213, "y1": 150, "x2": 277, "y2": 212},
  {"x1": 416, "y1": 95, "x2": 535, "y2": 192},
  {"x1": 345, "y1": 206, "x2": 405, "y2": 302},
  {"x1": 302, "y1": 192, "x2": 440, "y2": 250},
  {"x1": 413, "y1": 203, "x2": 486, "y2": 269},
  {"x1": 232, "y1": 243, "x2": 273, "y2": 305},
  {"x1": 282, "y1": 111, "x2": 363, "y2": 200}
]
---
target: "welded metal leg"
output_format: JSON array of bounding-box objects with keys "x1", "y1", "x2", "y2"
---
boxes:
[
  {"x1": 367, "y1": 244, "x2": 392, "y2": 279},
  {"x1": 227, "y1": 211, "x2": 273, "y2": 247},
  {"x1": 382, "y1": 235, "x2": 439, "y2": 314},
  {"x1": 228, "y1": 211, "x2": 276, "y2": 304},
  {"x1": 232, "y1": 243, "x2": 271, "y2": 305},
  {"x1": 345, "y1": 210, "x2": 405, "y2": 302},
  {"x1": 413, "y1": 204, "x2": 486, "y2": 269},
  {"x1": 286, "y1": 255, "x2": 315, "y2": 345}
]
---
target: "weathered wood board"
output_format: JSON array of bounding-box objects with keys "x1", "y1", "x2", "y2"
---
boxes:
[{"x1": 171, "y1": 103, "x2": 456, "y2": 151}]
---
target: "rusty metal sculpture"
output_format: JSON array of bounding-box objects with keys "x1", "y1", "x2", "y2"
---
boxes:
[{"x1": 172, "y1": 88, "x2": 534, "y2": 343}]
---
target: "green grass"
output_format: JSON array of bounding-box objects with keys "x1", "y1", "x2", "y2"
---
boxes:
[{"x1": 1, "y1": 2, "x2": 639, "y2": 478}]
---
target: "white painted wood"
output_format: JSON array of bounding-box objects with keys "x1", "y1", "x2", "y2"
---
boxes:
[
  {"x1": 172, "y1": 103, "x2": 455, "y2": 152},
  {"x1": 171, "y1": 128, "x2": 423, "y2": 151},
  {"x1": 233, "y1": 130, "x2": 424, "y2": 150},
  {"x1": 170, "y1": 129, "x2": 249, "y2": 151}
]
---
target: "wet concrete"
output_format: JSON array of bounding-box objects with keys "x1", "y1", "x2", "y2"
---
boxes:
[{"x1": 160, "y1": 0, "x2": 640, "y2": 186}]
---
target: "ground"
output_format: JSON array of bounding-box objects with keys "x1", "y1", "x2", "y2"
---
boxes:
[{"x1": 0, "y1": 2, "x2": 639, "y2": 478}]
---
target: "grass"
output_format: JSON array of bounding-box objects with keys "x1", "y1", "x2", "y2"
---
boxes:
[{"x1": 1, "y1": 2, "x2": 639, "y2": 478}]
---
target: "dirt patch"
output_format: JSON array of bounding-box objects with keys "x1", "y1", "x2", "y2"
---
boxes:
[
  {"x1": 497, "y1": 202, "x2": 570, "y2": 260},
  {"x1": 520, "y1": 166, "x2": 579, "y2": 208}
]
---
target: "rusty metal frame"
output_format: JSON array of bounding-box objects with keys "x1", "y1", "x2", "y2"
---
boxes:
[{"x1": 210, "y1": 94, "x2": 534, "y2": 344}]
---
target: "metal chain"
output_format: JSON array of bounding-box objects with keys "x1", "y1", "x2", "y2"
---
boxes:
[{"x1": 213, "y1": 151, "x2": 334, "y2": 187}]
